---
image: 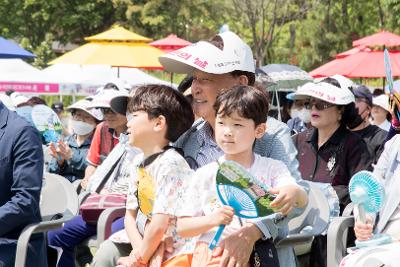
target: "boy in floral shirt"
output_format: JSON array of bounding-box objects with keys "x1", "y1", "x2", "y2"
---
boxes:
[{"x1": 111, "y1": 84, "x2": 196, "y2": 267}]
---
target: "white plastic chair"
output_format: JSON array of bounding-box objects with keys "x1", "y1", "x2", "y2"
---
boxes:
[
  {"x1": 275, "y1": 181, "x2": 331, "y2": 255},
  {"x1": 15, "y1": 172, "x2": 79, "y2": 267},
  {"x1": 326, "y1": 203, "x2": 355, "y2": 267}
]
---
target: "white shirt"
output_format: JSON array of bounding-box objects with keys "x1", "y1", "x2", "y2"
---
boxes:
[{"x1": 181, "y1": 154, "x2": 297, "y2": 244}]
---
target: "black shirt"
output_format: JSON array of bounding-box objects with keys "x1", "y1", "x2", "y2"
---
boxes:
[{"x1": 352, "y1": 124, "x2": 387, "y2": 164}]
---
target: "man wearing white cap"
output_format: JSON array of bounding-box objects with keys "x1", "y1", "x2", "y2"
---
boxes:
[
  {"x1": 158, "y1": 31, "x2": 303, "y2": 267},
  {"x1": 92, "y1": 32, "x2": 304, "y2": 267}
]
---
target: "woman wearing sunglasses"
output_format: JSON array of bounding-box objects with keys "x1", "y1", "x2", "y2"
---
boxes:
[{"x1": 292, "y1": 81, "x2": 372, "y2": 267}]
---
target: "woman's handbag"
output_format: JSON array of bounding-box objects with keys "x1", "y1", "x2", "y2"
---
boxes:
[{"x1": 79, "y1": 193, "x2": 127, "y2": 224}]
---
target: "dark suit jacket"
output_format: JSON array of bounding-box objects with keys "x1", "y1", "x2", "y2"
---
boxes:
[{"x1": 0, "y1": 102, "x2": 46, "y2": 266}]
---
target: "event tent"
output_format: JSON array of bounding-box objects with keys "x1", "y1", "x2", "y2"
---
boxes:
[
  {"x1": 0, "y1": 59, "x2": 60, "y2": 94},
  {"x1": 42, "y1": 64, "x2": 173, "y2": 95}
]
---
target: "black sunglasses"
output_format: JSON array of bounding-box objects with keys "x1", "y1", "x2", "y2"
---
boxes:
[{"x1": 305, "y1": 101, "x2": 335, "y2": 111}]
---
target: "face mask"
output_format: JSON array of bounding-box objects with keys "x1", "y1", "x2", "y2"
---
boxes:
[
  {"x1": 291, "y1": 108, "x2": 311, "y2": 123},
  {"x1": 297, "y1": 108, "x2": 311, "y2": 123},
  {"x1": 70, "y1": 119, "x2": 95, "y2": 136}
]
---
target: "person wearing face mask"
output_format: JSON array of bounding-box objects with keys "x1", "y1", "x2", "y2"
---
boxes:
[
  {"x1": 349, "y1": 85, "x2": 387, "y2": 164},
  {"x1": 286, "y1": 92, "x2": 311, "y2": 135},
  {"x1": 47, "y1": 98, "x2": 102, "y2": 182}
]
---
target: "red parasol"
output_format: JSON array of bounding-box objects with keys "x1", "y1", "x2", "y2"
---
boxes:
[
  {"x1": 309, "y1": 50, "x2": 400, "y2": 78},
  {"x1": 149, "y1": 34, "x2": 192, "y2": 53},
  {"x1": 352, "y1": 30, "x2": 400, "y2": 48},
  {"x1": 335, "y1": 45, "x2": 370, "y2": 59}
]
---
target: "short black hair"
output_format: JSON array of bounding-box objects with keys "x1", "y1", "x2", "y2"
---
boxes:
[
  {"x1": 178, "y1": 75, "x2": 193, "y2": 93},
  {"x1": 214, "y1": 85, "x2": 269, "y2": 126},
  {"x1": 321, "y1": 77, "x2": 341, "y2": 88},
  {"x1": 208, "y1": 35, "x2": 255, "y2": 86},
  {"x1": 127, "y1": 84, "x2": 194, "y2": 142}
]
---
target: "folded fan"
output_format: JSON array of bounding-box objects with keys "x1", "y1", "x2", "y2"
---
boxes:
[{"x1": 384, "y1": 49, "x2": 400, "y2": 121}]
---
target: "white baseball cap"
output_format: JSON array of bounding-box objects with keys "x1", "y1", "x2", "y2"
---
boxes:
[
  {"x1": 0, "y1": 94, "x2": 16, "y2": 111},
  {"x1": 294, "y1": 82, "x2": 355, "y2": 105},
  {"x1": 159, "y1": 31, "x2": 255, "y2": 74},
  {"x1": 67, "y1": 98, "x2": 103, "y2": 121},
  {"x1": 372, "y1": 94, "x2": 390, "y2": 112},
  {"x1": 10, "y1": 92, "x2": 29, "y2": 108},
  {"x1": 88, "y1": 88, "x2": 129, "y2": 109},
  {"x1": 330, "y1": 75, "x2": 356, "y2": 90}
]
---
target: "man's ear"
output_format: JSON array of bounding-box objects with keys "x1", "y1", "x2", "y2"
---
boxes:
[
  {"x1": 153, "y1": 115, "x2": 167, "y2": 132},
  {"x1": 238, "y1": 75, "x2": 249, "y2": 85},
  {"x1": 255, "y1": 122, "x2": 266, "y2": 138}
]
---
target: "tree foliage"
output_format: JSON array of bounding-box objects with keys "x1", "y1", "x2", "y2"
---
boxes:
[{"x1": 1, "y1": 0, "x2": 400, "y2": 72}]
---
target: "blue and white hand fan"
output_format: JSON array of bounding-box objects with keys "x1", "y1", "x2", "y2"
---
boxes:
[
  {"x1": 349, "y1": 171, "x2": 391, "y2": 248},
  {"x1": 209, "y1": 160, "x2": 277, "y2": 250}
]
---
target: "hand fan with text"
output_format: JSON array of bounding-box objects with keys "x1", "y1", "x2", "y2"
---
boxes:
[{"x1": 209, "y1": 160, "x2": 277, "y2": 249}]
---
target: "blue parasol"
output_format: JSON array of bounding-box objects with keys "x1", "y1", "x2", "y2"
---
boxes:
[{"x1": 0, "y1": 36, "x2": 35, "y2": 59}]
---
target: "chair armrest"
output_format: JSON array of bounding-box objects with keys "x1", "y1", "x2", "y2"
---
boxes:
[
  {"x1": 327, "y1": 216, "x2": 355, "y2": 267},
  {"x1": 342, "y1": 203, "x2": 354, "y2": 217},
  {"x1": 15, "y1": 211, "x2": 75, "y2": 267},
  {"x1": 275, "y1": 232, "x2": 314, "y2": 248},
  {"x1": 72, "y1": 180, "x2": 82, "y2": 192},
  {"x1": 96, "y1": 207, "x2": 126, "y2": 247}
]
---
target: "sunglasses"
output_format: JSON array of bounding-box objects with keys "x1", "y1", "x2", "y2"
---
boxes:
[
  {"x1": 305, "y1": 100, "x2": 335, "y2": 111},
  {"x1": 99, "y1": 107, "x2": 115, "y2": 114}
]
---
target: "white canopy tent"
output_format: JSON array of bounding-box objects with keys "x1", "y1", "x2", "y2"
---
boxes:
[
  {"x1": 0, "y1": 60, "x2": 174, "y2": 96},
  {"x1": 0, "y1": 59, "x2": 61, "y2": 95},
  {"x1": 41, "y1": 64, "x2": 173, "y2": 96}
]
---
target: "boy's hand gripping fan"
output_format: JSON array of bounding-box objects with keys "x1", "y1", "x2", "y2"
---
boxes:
[
  {"x1": 209, "y1": 160, "x2": 277, "y2": 250},
  {"x1": 31, "y1": 104, "x2": 62, "y2": 144},
  {"x1": 384, "y1": 49, "x2": 400, "y2": 122},
  {"x1": 349, "y1": 171, "x2": 392, "y2": 248}
]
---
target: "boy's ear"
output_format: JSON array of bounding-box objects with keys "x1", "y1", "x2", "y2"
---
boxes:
[
  {"x1": 153, "y1": 115, "x2": 167, "y2": 132},
  {"x1": 255, "y1": 123, "x2": 266, "y2": 138}
]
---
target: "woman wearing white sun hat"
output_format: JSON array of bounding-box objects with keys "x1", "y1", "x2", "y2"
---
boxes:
[
  {"x1": 371, "y1": 94, "x2": 391, "y2": 131},
  {"x1": 47, "y1": 98, "x2": 103, "y2": 183},
  {"x1": 292, "y1": 81, "x2": 372, "y2": 267}
]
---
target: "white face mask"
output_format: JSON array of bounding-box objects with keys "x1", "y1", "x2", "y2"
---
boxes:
[
  {"x1": 70, "y1": 119, "x2": 95, "y2": 136},
  {"x1": 291, "y1": 108, "x2": 311, "y2": 123}
]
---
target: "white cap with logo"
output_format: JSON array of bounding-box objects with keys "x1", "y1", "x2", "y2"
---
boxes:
[
  {"x1": 294, "y1": 82, "x2": 355, "y2": 105},
  {"x1": 159, "y1": 31, "x2": 255, "y2": 74}
]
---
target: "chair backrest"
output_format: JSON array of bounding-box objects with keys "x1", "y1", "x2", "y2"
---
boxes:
[
  {"x1": 40, "y1": 172, "x2": 79, "y2": 220},
  {"x1": 288, "y1": 181, "x2": 331, "y2": 236}
]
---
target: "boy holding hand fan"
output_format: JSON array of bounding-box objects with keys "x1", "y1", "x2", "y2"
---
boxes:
[{"x1": 177, "y1": 85, "x2": 308, "y2": 267}]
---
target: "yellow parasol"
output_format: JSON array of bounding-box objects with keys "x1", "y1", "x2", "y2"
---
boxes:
[{"x1": 49, "y1": 26, "x2": 165, "y2": 70}]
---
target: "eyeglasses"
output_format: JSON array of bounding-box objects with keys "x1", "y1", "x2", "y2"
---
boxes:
[
  {"x1": 99, "y1": 107, "x2": 115, "y2": 114},
  {"x1": 305, "y1": 100, "x2": 335, "y2": 111},
  {"x1": 71, "y1": 110, "x2": 93, "y2": 121}
]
